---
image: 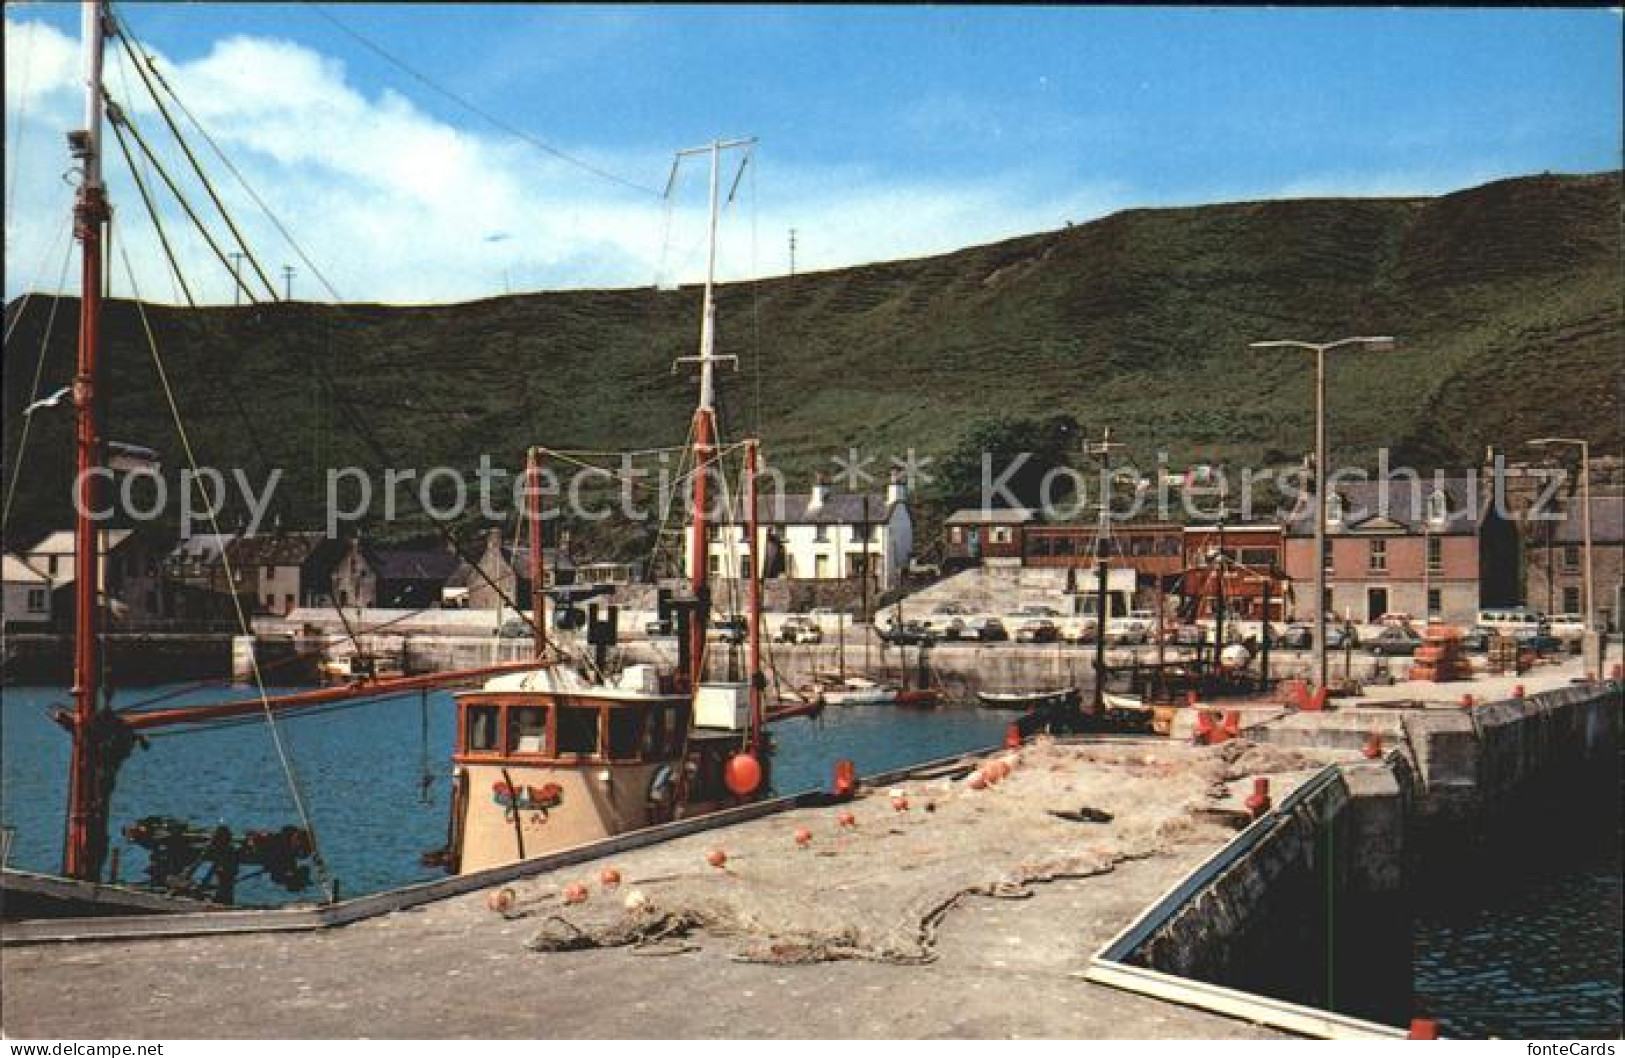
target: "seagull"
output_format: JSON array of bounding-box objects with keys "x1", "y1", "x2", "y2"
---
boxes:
[{"x1": 22, "y1": 385, "x2": 72, "y2": 416}]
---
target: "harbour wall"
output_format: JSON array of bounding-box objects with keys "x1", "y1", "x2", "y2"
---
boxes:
[{"x1": 1100, "y1": 678, "x2": 1622, "y2": 1033}]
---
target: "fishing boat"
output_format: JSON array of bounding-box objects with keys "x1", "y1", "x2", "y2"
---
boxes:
[
  {"x1": 3, "y1": 4, "x2": 797, "y2": 911},
  {"x1": 805, "y1": 674, "x2": 900, "y2": 707},
  {"x1": 976, "y1": 687, "x2": 1081, "y2": 711}
]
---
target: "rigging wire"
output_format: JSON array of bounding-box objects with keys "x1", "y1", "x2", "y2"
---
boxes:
[
  {"x1": 5, "y1": 17, "x2": 35, "y2": 228},
  {"x1": 108, "y1": 15, "x2": 279, "y2": 302},
  {"x1": 307, "y1": 4, "x2": 661, "y2": 199},
  {"x1": 0, "y1": 232, "x2": 76, "y2": 539},
  {"x1": 2, "y1": 212, "x2": 72, "y2": 348},
  {"x1": 117, "y1": 241, "x2": 336, "y2": 902},
  {"x1": 106, "y1": 105, "x2": 196, "y2": 307}
]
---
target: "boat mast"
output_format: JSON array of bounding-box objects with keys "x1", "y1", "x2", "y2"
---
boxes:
[
  {"x1": 745, "y1": 438, "x2": 763, "y2": 749},
  {"x1": 1088, "y1": 428, "x2": 1124, "y2": 714},
  {"x1": 64, "y1": 0, "x2": 111, "y2": 882},
  {"x1": 526, "y1": 446, "x2": 546, "y2": 660},
  {"x1": 672, "y1": 137, "x2": 752, "y2": 689}
]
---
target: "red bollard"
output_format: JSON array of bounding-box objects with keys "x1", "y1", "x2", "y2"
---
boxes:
[
  {"x1": 1192, "y1": 710, "x2": 1215, "y2": 745},
  {"x1": 1460, "y1": 693, "x2": 1475, "y2": 709},
  {"x1": 1244, "y1": 777, "x2": 1272, "y2": 818},
  {"x1": 1222, "y1": 710, "x2": 1241, "y2": 740},
  {"x1": 1512, "y1": 684, "x2": 1525, "y2": 699},
  {"x1": 1362, "y1": 732, "x2": 1383, "y2": 760},
  {"x1": 1407, "y1": 1018, "x2": 1439, "y2": 1040},
  {"x1": 1004, "y1": 722, "x2": 1022, "y2": 750},
  {"x1": 832, "y1": 759, "x2": 857, "y2": 800}
]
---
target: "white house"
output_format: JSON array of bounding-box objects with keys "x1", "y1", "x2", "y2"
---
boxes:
[
  {"x1": 1, "y1": 553, "x2": 52, "y2": 628},
  {"x1": 686, "y1": 475, "x2": 913, "y2": 591}
]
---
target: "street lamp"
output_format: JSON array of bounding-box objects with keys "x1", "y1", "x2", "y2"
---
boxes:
[
  {"x1": 1527, "y1": 438, "x2": 1593, "y2": 638},
  {"x1": 1251, "y1": 335, "x2": 1395, "y2": 693}
]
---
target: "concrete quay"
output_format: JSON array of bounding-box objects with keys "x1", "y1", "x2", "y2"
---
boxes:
[{"x1": 2, "y1": 739, "x2": 1333, "y2": 1039}]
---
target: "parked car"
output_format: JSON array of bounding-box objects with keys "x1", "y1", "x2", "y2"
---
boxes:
[
  {"x1": 1460, "y1": 626, "x2": 1492, "y2": 653},
  {"x1": 778, "y1": 616, "x2": 822, "y2": 645},
  {"x1": 1476, "y1": 607, "x2": 1548, "y2": 638},
  {"x1": 931, "y1": 602, "x2": 971, "y2": 617},
  {"x1": 1367, "y1": 626, "x2": 1422, "y2": 656},
  {"x1": 1104, "y1": 614, "x2": 1152, "y2": 645},
  {"x1": 1280, "y1": 623, "x2": 1359, "y2": 649},
  {"x1": 711, "y1": 614, "x2": 748, "y2": 644},
  {"x1": 881, "y1": 619, "x2": 936, "y2": 646},
  {"x1": 645, "y1": 618, "x2": 674, "y2": 637},
  {"x1": 935, "y1": 616, "x2": 968, "y2": 641},
  {"x1": 962, "y1": 616, "x2": 1008, "y2": 642},
  {"x1": 1377, "y1": 612, "x2": 1416, "y2": 629},
  {"x1": 1014, "y1": 618, "x2": 1060, "y2": 644},
  {"x1": 1011, "y1": 604, "x2": 1063, "y2": 619},
  {"x1": 1546, "y1": 614, "x2": 1586, "y2": 646},
  {"x1": 1511, "y1": 626, "x2": 1564, "y2": 654},
  {"x1": 1058, "y1": 616, "x2": 1098, "y2": 644}
]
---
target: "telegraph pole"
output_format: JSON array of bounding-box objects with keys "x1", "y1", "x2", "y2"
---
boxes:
[
  {"x1": 228, "y1": 252, "x2": 246, "y2": 306},
  {"x1": 1087, "y1": 427, "x2": 1126, "y2": 714},
  {"x1": 788, "y1": 228, "x2": 797, "y2": 276},
  {"x1": 282, "y1": 264, "x2": 295, "y2": 301}
]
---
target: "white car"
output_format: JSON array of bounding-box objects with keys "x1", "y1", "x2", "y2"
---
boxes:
[
  {"x1": 1547, "y1": 614, "x2": 1586, "y2": 644},
  {"x1": 1104, "y1": 614, "x2": 1152, "y2": 644},
  {"x1": 1058, "y1": 616, "x2": 1098, "y2": 643}
]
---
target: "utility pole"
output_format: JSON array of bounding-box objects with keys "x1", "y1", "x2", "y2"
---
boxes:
[
  {"x1": 228, "y1": 252, "x2": 246, "y2": 306},
  {"x1": 1088, "y1": 427, "x2": 1125, "y2": 715},
  {"x1": 788, "y1": 228, "x2": 797, "y2": 276},
  {"x1": 282, "y1": 264, "x2": 295, "y2": 301}
]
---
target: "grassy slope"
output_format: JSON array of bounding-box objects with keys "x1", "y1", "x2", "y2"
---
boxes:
[{"x1": 3, "y1": 171, "x2": 1619, "y2": 544}]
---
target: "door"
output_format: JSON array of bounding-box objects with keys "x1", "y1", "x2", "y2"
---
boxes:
[{"x1": 1367, "y1": 587, "x2": 1388, "y2": 623}]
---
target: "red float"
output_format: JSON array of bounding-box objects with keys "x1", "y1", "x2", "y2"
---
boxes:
[
  {"x1": 486, "y1": 887, "x2": 515, "y2": 914},
  {"x1": 1407, "y1": 1018, "x2": 1439, "y2": 1040},
  {"x1": 706, "y1": 848, "x2": 728, "y2": 868},
  {"x1": 562, "y1": 882, "x2": 589, "y2": 905},
  {"x1": 1244, "y1": 777, "x2": 1272, "y2": 818},
  {"x1": 794, "y1": 827, "x2": 812, "y2": 848},
  {"x1": 724, "y1": 753, "x2": 764, "y2": 797},
  {"x1": 600, "y1": 867, "x2": 622, "y2": 889},
  {"x1": 837, "y1": 810, "x2": 857, "y2": 828},
  {"x1": 832, "y1": 758, "x2": 857, "y2": 799}
]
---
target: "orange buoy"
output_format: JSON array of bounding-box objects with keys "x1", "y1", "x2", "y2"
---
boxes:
[
  {"x1": 1004, "y1": 723, "x2": 1022, "y2": 750},
  {"x1": 968, "y1": 772, "x2": 987, "y2": 791},
  {"x1": 706, "y1": 848, "x2": 728, "y2": 869},
  {"x1": 562, "y1": 882, "x2": 589, "y2": 905},
  {"x1": 892, "y1": 795, "x2": 910, "y2": 812},
  {"x1": 600, "y1": 867, "x2": 622, "y2": 889},
  {"x1": 724, "y1": 752, "x2": 764, "y2": 797},
  {"x1": 794, "y1": 827, "x2": 813, "y2": 848},
  {"x1": 485, "y1": 887, "x2": 516, "y2": 914},
  {"x1": 1407, "y1": 1018, "x2": 1439, "y2": 1040},
  {"x1": 832, "y1": 758, "x2": 857, "y2": 799},
  {"x1": 837, "y1": 810, "x2": 857, "y2": 828}
]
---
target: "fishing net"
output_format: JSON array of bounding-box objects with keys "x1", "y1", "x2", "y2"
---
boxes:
[{"x1": 508, "y1": 737, "x2": 1334, "y2": 965}]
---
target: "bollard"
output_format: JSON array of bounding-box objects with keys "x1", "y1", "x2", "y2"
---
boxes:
[
  {"x1": 1004, "y1": 722, "x2": 1022, "y2": 750},
  {"x1": 1407, "y1": 1018, "x2": 1439, "y2": 1040},
  {"x1": 1460, "y1": 693, "x2": 1475, "y2": 709},
  {"x1": 1244, "y1": 777, "x2": 1272, "y2": 818},
  {"x1": 1362, "y1": 732, "x2": 1383, "y2": 760},
  {"x1": 1512, "y1": 684, "x2": 1525, "y2": 699},
  {"x1": 1192, "y1": 710, "x2": 1215, "y2": 745},
  {"x1": 1222, "y1": 710, "x2": 1241, "y2": 740},
  {"x1": 832, "y1": 758, "x2": 857, "y2": 800}
]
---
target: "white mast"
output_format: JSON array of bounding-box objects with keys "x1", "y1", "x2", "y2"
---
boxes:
[{"x1": 670, "y1": 137, "x2": 754, "y2": 412}]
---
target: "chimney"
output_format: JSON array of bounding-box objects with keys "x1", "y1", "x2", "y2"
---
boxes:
[
  {"x1": 887, "y1": 468, "x2": 907, "y2": 506},
  {"x1": 808, "y1": 473, "x2": 830, "y2": 513}
]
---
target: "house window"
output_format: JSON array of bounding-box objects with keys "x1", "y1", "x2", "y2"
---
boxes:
[
  {"x1": 264, "y1": 565, "x2": 276, "y2": 580},
  {"x1": 708, "y1": 555, "x2": 721, "y2": 576},
  {"x1": 284, "y1": 594, "x2": 295, "y2": 612},
  {"x1": 709, "y1": 525, "x2": 721, "y2": 541},
  {"x1": 1368, "y1": 539, "x2": 1387, "y2": 573},
  {"x1": 47, "y1": 556, "x2": 59, "y2": 577},
  {"x1": 1427, "y1": 588, "x2": 1441, "y2": 617},
  {"x1": 1562, "y1": 586, "x2": 1581, "y2": 615},
  {"x1": 990, "y1": 526, "x2": 1012, "y2": 544},
  {"x1": 1562, "y1": 545, "x2": 1580, "y2": 572},
  {"x1": 951, "y1": 527, "x2": 964, "y2": 544},
  {"x1": 264, "y1": 594, "x2": 275, "y2": 610},
  {"x1": 739, "y1": 557, "x2": 750, "y2": 580},
  {"x1": 814, "y1": 555, "x2": 830, "y2": 578},
  {"x1": 26, "y1": 589, "x2": 46, "y2": 613},
  {"x1": 1322, "y1": 538, "x2": 1333, "y2": 572},
  {"x1": 338, "y1": 590, "x2": 349, "y2": 606},
  {"x1": 1427, "y1": 536, "x2": 1443, "y2": 574},
  {"x1": 814, "y1": 524, "x2": 828, "y2": 542},
  {"x1": 1241, "y1": 548, "x2": 1276, "y2": 568}
]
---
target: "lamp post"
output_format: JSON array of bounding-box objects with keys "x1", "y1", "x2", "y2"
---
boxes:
[
  {"x1": 1527, "y1": 438, "x2": 1593, "y2": 636},
  {"x1": 1250, "y1": 336, "x2": 1395, "y2": 693}
]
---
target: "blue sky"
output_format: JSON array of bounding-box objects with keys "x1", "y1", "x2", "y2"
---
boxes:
[{"x1": 4, "y1": 4, "x2": 1620, "y2": 304}]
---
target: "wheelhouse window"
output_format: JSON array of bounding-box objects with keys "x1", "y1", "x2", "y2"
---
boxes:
[
  {"x1": 606, "y1": 706, "x2": 646, "y2": 760},
  {"x1": 508, "y1": 705, "x2": 548, "y2": 755},
  {"x1": 465, "y1": 705, "x2": 500, "y2": 753},
  {"x1": 556, "y1": 705, "x2": 600, "y2": 756}
]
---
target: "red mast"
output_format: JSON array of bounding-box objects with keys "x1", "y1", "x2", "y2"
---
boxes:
[
  {"x1": 745, "y1": 437, "x2": 763, "y2": 749},
  {"x1": 526, "y1": 446, "x2": 546, "y2": 660},
  {"x1": 64, "y1": 0, "x2": 110, "y2": 882}
]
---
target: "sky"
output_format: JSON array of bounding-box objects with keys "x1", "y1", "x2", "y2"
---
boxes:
[{"x1": 4, "y1": 3, "x2": 1621, "y2": 306}]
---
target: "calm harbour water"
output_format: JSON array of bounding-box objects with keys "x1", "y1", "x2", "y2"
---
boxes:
[{"x1": 3, "y1": 683, "x2": 1619, "y2": 1038}]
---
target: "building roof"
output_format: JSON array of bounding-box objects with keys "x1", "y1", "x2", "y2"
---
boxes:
[
  {"x1": 369, "y1": 548, "x2": 460, "y2": 582},
  {"x1": 760, "y1": 492, "x2": 899, "y2": 526},
  {"x1": 2, "y1": 553, "x2": 50, "y2": 584},
  {"x1": 1281, "y1": 477, "x2": 1484, "y2": 536},
  {"x1": 27, "y1": 529, "x2": 134, "y2": 555},
  {"x1": 225, "y1": 531, "x2": 327, "y2": 567},
  {"x1": 1539, "y1": 495, "x2": 1625, "y2": 545},
  {"x1": 945, "y1": 507, "x2": 1038, "y2": 526},
  {"x1": 167, "y1": 533, "x2": 236, "y2": 564}
]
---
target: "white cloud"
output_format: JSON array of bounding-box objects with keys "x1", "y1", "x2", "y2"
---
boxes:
[{"x1": 3, "y1": 16, "x2": 1123, "y2": 307}]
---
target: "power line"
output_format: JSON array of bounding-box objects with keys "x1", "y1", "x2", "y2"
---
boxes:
[{"x1": 308, "y1": 5, "x2": 661, "y2": 198}]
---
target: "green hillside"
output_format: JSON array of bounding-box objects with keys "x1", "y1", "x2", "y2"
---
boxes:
[{"x1": 3, "y1": 171, "x2": 1619, "y2": 548}]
